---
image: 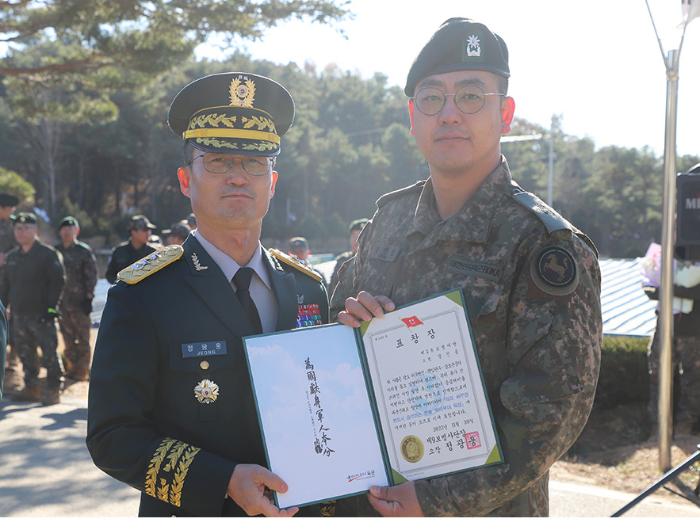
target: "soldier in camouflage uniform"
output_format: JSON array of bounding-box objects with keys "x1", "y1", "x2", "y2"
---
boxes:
[
  {"x1": 55, "y1": 216, "x2": 97, "y2": 381},
  {"x1": 0, "y1": 212, "x2": 65, "y2": 405},
  {"x1": 329, "y1": 218, "x2": 368, "y2": 297},
  {"x1": 0, "y1": 193, "x2": 19, "y2": 266},
  {"x1": 332, "y1": 18, "x2": 602, "y2": 517},
  {"x1": 0, "y1": 193, "x2": 20, "y2": 394}
]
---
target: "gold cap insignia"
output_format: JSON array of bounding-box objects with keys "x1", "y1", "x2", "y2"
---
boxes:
[
  {"x1": 194, "y1": 379, "x2": 219, "y2": 404},
  {"x1": 229, "y1": 76, "x2": 256, "y2": 108}
]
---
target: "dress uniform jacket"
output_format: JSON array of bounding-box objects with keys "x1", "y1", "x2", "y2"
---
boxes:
[
  {"x1": 87, "y1": 235, "x2": 329, "y2": 516},
  {"x1": 331, "y1": 157, "x2": 602, "y2": 516}
]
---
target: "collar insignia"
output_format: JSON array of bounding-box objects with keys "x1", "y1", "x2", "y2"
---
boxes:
[{"x1": 191, "y1": 252, "x2": 208, "y2": 271}]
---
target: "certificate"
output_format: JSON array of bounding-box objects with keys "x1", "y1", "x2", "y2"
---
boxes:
[{"x1": 243, "y1": 289, "x2": 503, "y2": 509}]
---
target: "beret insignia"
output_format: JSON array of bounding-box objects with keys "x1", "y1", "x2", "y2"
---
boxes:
[{"x1": 530, "y1": 246, "x2": 578, "y2": 296}]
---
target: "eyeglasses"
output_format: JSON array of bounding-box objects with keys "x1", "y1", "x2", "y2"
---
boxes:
[
  {"x1": 412, "y1": 86, "x2": 505, "y2": 116},
  {"x1": 189, "y1": 154, "x2": 273, "y2": 176}
]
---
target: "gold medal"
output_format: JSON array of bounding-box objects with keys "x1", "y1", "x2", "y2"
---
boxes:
[
  {"x1": 400, "y1": 435, "x2": 424, "y2": 463},
  {"x1": 193, "y1": 379, "x2": 220, "y2": 404}
]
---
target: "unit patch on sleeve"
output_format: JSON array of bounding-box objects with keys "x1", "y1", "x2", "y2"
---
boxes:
[{"x1": 530, "y1": 246, "x2": 579, "y2": 296}]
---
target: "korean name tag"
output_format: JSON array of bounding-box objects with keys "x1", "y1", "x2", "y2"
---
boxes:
[{"x1": 181, "y1": 341, "x2": 228, "y2": 358}]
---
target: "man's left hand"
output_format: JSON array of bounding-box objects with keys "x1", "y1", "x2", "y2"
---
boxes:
[{"x1": 367, "y1": 481, "x2": 424, "y2": 517}]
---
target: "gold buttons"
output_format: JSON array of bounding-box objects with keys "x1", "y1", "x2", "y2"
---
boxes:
[{"x1": 199, "y1": 360, "x2": 210, "y2": 370}]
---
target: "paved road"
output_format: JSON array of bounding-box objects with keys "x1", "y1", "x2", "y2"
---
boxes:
[{"x1": 0, "y1": 397, "x2": 698, "y2": 517}]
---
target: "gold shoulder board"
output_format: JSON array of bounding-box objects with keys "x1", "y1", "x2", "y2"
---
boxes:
[
  {"x1": 117, "y1": 245, "x2": 184, "y2": 285},
  {"x1": 269, "y1": 248, "x2": 323, "y2": 283}
]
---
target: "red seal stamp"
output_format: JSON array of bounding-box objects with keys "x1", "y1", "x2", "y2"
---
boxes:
[{"x1": 465, "y1": 431, "x2": 481, "y2": 449}]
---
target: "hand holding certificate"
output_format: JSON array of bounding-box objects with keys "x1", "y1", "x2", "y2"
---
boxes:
[{"x1": 243, "y1": 289, "x2": 503, "y2": 509}]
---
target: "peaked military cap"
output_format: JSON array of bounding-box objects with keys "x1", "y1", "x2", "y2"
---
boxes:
[
  {"x1": 405, "y1": 17, "x2": 510, "y2": 97},
  {"x1": 168, "y1": 72, "x2": 294, "y2": 156},
  {"x1": 12, "y1": 211, "x2": 37, "y2": 225},
  {"x1": 58, "y1": 215, "x2": 79, "y2": 228},
  {"x1": 0, "y1": 193, "x2": 19, "y2": 207}
]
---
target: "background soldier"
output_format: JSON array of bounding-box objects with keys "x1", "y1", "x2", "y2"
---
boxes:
[
  {"x1": 0, "y1": 192, "x2": 19, "y2": 266},
  {"x1": 162, "y1": 221, "x2": 191, "y2": 246},
  {"x1": 55, "y1": 216, "x2": 97, "y2": 382},
  {"x1": 104, "y1": 215, "x2": 157, "y2": 284},
  {"x1": 329, "y1": 218, "x2": 368, "y2": 296},
  {"x1": 0, "y1": 193, "x2": 20, "y2": 393},
  {"x1": 333, "y1": 18, "x2": 601, "y2": 516},
  {"x1": 87, "y1": 72, "x2": 329, "y2": 517},
  {"x1": 0, "y1": 212, "x2": 65, "y2": 405}
]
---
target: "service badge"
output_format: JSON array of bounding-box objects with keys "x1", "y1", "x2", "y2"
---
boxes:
[{"x1": 194, "y1": 379, "x2": 220, "y2": 404}]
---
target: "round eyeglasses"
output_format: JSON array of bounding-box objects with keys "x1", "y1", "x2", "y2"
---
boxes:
[
  {"x1": 413, "y1": 86, "x2": 505, "y2": 116},
  {"x1": 189, "y1": 154, "x2": 272, "y2": 176}
]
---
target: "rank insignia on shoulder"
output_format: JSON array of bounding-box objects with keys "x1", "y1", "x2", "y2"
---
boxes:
[
  {"x1": 530, "y1": 246, "x2": 579, "y2": 296},
  {"x1": 194, "y1": 379, "x2": 219, "y2": 404},
  {"x1": 117, "y1": 245, "x2": 184, "y2": 285},
  {"x1": 268, "y1": 248, "x2": 323, "y2": 283}
]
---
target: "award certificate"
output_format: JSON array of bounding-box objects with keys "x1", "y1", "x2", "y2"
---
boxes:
[{"x1": 243, "y1": 289, "x2": 503, "y2": 509}]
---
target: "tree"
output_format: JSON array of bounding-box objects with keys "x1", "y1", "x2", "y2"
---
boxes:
[{"x1": 0, "y1": 0, "x2": 349, "y2": 79}]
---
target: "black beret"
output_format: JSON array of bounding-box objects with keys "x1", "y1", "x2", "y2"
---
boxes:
[
  {"x1": 58, "y1": 216, "x2": 79, "y2": 228},
  {"x1": 12, "y1": 212, "x2": 36, "y2": 225},
  {"x1": 405, "y1": 17, "x2": 510, "y2": 97},
  {"x1": 130, "y1": 214, "x2": 156, "y2": 231},
  {"x1": 0, "y1": 193, "x2": 19, "y2": 207},
  {"x1": 168, "y1": 72, "x2": 294, "y2": 157}
]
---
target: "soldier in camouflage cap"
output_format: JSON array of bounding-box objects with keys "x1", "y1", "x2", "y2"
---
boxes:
[
  {"x1": 331, "y1": 17, "x2": 602, "y2": 517},
  {"x1": 55, "y1": 216, "x2": 97, "y2": 381}
]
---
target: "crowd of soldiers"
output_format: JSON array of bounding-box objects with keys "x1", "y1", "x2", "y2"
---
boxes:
[{"x1": 0, "y1": 193, "x2": 198, "y2": 405}]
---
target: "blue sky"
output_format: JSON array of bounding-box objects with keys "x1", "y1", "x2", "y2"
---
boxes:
[{"x1": 199, "y1": 0, "x2": 700, "y2": 158}]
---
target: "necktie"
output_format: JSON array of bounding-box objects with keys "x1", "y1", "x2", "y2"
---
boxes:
[{"x1": 232, "y1": 267, "x2": 263, "y2": 334}]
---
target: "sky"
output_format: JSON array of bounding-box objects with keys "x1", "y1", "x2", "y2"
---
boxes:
[{"x1": 198, "y1": 0, "x2": 700, "y2": 158}]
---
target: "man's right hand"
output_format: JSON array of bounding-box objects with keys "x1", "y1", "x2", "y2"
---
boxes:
[
  {"x1": 227, "y1": 464, "x2": 298, "y2": 517},
  {"x1": 337, "y1": 291, "x2": 396, "y2": 328}
]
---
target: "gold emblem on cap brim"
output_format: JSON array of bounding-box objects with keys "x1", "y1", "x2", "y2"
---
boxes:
[
  {"x1": 194, "y1": 379, "x2": 219, "y2": 404},
  {"x1": 229, "y1": 77, "x2": 256, "y2": 108}
]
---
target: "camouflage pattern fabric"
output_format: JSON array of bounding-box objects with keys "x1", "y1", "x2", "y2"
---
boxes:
[
  {"x1": 0, "y1": 218, "x2": 16, "y2": 255},
  {"x1": 647, "y1": 326, "x2": 700, "y2": 431},
  {"x1": 11, "y1": 314, "x2": 63, "y2": 389},
  {"x1": 331, "y1": 158, "x2": 602, "y2": 516},
  {"x1": 56, "y1": 241, "x2": 97, "y2": 308},
  {"x1": 329, "y1": 250, "x2": 353, "y2": 300},
  {"x1": 59, "y1": 310, "x2": 92, "y2": 376}
]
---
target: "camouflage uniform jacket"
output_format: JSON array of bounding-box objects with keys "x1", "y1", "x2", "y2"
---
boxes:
[
  {"x1": 0, "y1": 218, "x2": 16, "y2": 255},
  {"x1": 55, "y1": 241, "x2": 98, "y2": 308},
  {"x1": 330, "y1": 158, "x2": 602, "y2": 516},
  {"x1": 0, "y1": 240, "x2": 65, "y2": 317}
]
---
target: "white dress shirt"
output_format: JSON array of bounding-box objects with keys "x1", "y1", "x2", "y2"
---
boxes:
[{"x1": 193, "y1": 230, "x2": 278, "y2": 333}]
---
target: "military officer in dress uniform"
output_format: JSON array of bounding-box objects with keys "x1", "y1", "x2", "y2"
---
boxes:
[
  {"x1": 87, "y1": 72, "x2": 329, "y2": 517},
  {"x1": 332, "y1": 18, "x2": 601, "y2": 517}
]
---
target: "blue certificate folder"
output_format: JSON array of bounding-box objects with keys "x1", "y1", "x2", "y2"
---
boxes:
[{"x1": 242, "y1": 289, "x2": 503, "y2": 509}]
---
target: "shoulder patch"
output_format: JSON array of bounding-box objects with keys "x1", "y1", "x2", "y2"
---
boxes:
[
  {"x1": 376, "y1": 180, "x2": 426, "y2": 209},
  {"x1": 510, "y1": 187, "x2": 573, "y2": 235},
  {"x1": 530, "y1": 245, "x2": 579, "y2": 296},
  {"x1": 268, "y1": 248, "x2": 323, "y2": 283},
  {"x1": 117, "y1": 245, "x2": 184, "y2": 285}
]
